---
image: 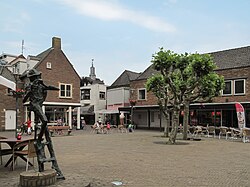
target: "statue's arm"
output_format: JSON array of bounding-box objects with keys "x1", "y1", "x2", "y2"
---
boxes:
[
  {"x1": 23, "y1": 91, "x2": 31, "y2": 103},
  {"x1": 39, "y1": 79, "x2": 59, "y2": 91},
  {"x1": 46, "y1": 85, "x2": 60, "y2": 91}
]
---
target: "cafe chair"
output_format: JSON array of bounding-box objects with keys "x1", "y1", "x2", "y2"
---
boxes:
[
  {"x1": 242, "y1": 128, "x2": 250, "y2": 143},
  {"x1": 0, "y1": 136, "x2": 12, "y2": 165},
  {"x1": 13, "y1": 139, "x2": 36, "y2": 171},
  {"x1": 206, "y1": 126, "x2": 216, "y2": 138},
  {"x1": 219, "y1": 126, "x2": 231, "y2": 139},
  {"x1": 230, "y1": 128, "x2": 242, "y2": 140},
  {"x1": 193, "y1": 126, "x2": 206, "y2": 137}
]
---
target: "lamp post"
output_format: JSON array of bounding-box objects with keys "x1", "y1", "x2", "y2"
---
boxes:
[
  {"x1": 13, "y1": 73, "x2": 20, "y2": 138},
  {"x1": 15, "y1": 89, "x2": 18, "y2": 138},
  {"x1": 129, "y1": 99, "x2": 136, "y2": 125}
]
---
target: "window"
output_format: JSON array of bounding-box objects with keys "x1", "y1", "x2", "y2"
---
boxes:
[
  {"x1": 138, "y1": 89, "x2": 146, "y2": 100},
  {"x1": 222, "y1": 81, "x2": 232, "y2": 95},
  {"x1": 60, "y1": 83, "x2": 72, "y2": 98},
  {"x1": 99, "y1": 91, "x2": 105, "y2": 100},
  {"x1": 81, "y1": 89, "x2": 90, "y2": 100},
  {"x1": 234, "y1": 79, "x2": 245, "y2": 95},
  {"x1": 46, "y1": 62, "x2": 51, "y2": 69},
  {"x1": 222, "y1": 79, "x2": 246, "y2": 96}
]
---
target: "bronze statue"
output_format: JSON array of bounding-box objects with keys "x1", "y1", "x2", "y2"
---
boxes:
[{"x1": 23, "y1": 69, "x2": 65, "y2": 179}]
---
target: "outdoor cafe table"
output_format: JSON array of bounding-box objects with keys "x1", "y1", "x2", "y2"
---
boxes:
[{"x1": 0, "y1": 137, "x2": 34, "y2": 170}]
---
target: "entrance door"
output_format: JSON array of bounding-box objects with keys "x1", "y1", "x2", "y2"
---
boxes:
[{"x1": 5, "y1": 110, "x2": 16, "y2": 130}]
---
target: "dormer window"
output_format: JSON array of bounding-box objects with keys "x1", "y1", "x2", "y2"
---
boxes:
[{"x1": 47, "y1": 62, "x2": 52, "y2": 69}]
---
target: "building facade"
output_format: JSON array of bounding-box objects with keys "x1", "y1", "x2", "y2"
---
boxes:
[
  {"x1": 0, "y1": 37, "x2": 81, "y2": 130},
  {"x1": 119, "y1": 46, "x2": 250, "y2": 130},
  {"x1": 79, "y1": 61, "x2": 107, "y2": 125},
  {"x1": 107, "y1": 70, "x2": 141, "y2": 125}
]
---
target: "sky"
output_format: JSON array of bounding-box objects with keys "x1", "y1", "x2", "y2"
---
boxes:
[{"x1": 1, "y1": 0, "x2": 250, "y2": 86}]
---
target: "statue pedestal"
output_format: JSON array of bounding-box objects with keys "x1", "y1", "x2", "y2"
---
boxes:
[{"x1": 19, "y1": 169, "x2": 57, "y2": 187}]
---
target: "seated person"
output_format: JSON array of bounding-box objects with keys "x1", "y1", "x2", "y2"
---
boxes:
[{"x1": 128, "y1": 123, "x2": 134, "y2": 132}]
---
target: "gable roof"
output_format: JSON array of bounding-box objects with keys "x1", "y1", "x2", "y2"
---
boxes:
[
  {"x1": 136, "y1": 46, "x2": 250, "y2": 80},
  {"x1": 8, "y1": 54, "x2": 26, "y2": 65},
  {"x1": 209, "y1": 46, "x2": 250, "y2": 70},
  {"x1": 33, "y1": 48, "x2": 53, "y2": 69},
  {"x1": 109, "y1": 70, "x2": 141, "y2": 89},
  {"x1": 135, "y1": 65, "x2": 158, "y2": 80},
  {"x1": 0, "y1": 66, "x2": 15, "y2": 82},
  {"x1": 30, "y1": 37, "x2": 81, "y2": 80}
]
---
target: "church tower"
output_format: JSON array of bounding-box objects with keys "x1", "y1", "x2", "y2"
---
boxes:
[{"x1": 89, "y1": 59, "x2": 96, "y2": 80}]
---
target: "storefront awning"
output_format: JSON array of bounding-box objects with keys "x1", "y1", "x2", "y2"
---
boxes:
[
  {"x1": 73, "y1": 105, "x2": 94, "y2": 115},
  {"x1": 95, "y1": 109, "x2": 119, "y2": 114},
  {"x1": 0, "y1": 75, "x2": 16, "y2": 90}
]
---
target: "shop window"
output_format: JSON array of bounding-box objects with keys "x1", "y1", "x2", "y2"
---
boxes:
[
  {"x1": 234, "y1": 79, "x2": 245, "y2": 95},
  {"x1": 138, "y1": 114, "x2": 142, "y2": 119},
  {"x1": 222, "y1": 80, "x2": 232, "y2": 95}
]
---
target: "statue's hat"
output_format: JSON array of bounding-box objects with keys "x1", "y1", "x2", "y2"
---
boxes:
[{"x1": 27, "y1": 69, "x2": 41, "y2": 78}]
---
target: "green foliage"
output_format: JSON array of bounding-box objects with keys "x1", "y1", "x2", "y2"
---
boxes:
[{"x1": 147, "y1": 47, "x2": 225, "y2": 143}]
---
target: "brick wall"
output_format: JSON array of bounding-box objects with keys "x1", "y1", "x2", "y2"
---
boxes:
[
  {"x1": 0, "y1": 85, "x2": 24, "y2": 130},
  {"x1": 213, "y1": 67, "x2": 250, "y2": 103},
  {"x1": 130, "y1": 79, "x2": 158, "y2": 106},
  {"x1": 130, "y1": 66, "x2": 250, "y2": 107},
  {"x1": 36, "y1": 48, "x2": 80, "y2": 103}
]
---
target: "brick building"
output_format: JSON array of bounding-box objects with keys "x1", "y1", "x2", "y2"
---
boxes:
[
  {"x1": 0, "y1": 37, "x2": 81, "y2": 131},
  {"x1": 119, "y1": 46, "x2": 250, "y2": 129},
  {"x1": 0, "y1": 66, "x2": 24, "y2": 131},
  {"x1": 22, "y1": 37, "x2": 81, "y2": 129}
]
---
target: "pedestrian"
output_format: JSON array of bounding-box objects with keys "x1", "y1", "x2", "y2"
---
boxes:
[
  {"x1": 26, "y1": 118, "x2": 32, "y2": 135},
  {"x1": 81, "y1": 117, "x2": 86, "y2": 129}
]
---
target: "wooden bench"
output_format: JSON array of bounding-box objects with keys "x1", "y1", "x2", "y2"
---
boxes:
[{"x1": 48, "y1": 126, "x2": 72, "y2": 136}]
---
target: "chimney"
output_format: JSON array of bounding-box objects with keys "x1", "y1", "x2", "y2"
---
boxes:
[{"x1": 52, "y1": 37, "x2": 61, "y2": 49}]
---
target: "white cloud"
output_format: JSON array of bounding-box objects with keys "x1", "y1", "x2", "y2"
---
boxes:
[
  {"x1": 58, "y1": 0, "x2": 176, "y2": 33},
  {"x1": 2, "y1": 11, "x2": 31, "y2": 33}
]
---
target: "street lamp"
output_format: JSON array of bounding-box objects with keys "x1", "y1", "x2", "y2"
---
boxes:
[
  {"x1": 13, "y1": 73, "x2": 21, "y2": 138},
  {"x1": 129, "y1": 99, "x2": 136, "y2": 125}
]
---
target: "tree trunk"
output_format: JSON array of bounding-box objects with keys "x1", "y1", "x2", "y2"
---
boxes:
[
  {"x1": 163, "y1": 110, "x2": 170, "y2": 137},
  {"x1": 183, "y1": 102, "x2": 190, "y2": 140},
  {"x1": 168, "y1": 110, "x2": 179, "y2": 144}
]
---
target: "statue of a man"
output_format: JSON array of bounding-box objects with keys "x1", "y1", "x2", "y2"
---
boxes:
[
  {"x1": 23, "y1": 69, "x2": 58, "y2": 140},
  {"x1": 23, "y1": 69, "x2": 64, "y2": 179}
]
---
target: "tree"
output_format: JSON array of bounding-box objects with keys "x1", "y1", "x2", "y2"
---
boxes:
[
  {"x1": 147, "y1": 48, "x2": 224, "y2": 144},
  {"x1": 146, "y1": 74, "x2": 171, "y2": 137},
  {"x1": 180, "y1": 54, "x2": 224, "y2": 139},
  {"x1": 147, "y1": 49, "x2": 183, "y2": 144}
]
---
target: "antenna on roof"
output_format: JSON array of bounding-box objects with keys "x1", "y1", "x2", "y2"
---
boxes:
[{"x1": 21, "y1": 40, "x2": 24, "y2": 55}]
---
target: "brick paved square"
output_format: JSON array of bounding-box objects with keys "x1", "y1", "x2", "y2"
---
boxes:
[{"x1": 0, "y1": 128, "x2": 249, "y2": 187}]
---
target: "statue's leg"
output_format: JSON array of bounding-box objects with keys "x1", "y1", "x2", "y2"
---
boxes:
[
  {"x1": 33, "y1": 106, "x2": 48, "y2": 172},
  {"x1": 33, "y1": 111, "x2": 45, "y2": 172},
  {"x1": 44, "y1": 127, "x2": 65, "y2": 179}
]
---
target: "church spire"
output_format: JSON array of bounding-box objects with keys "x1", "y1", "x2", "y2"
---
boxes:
[{"x1": 89, "y1": 58, "x2": 96, "y2": 80}]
